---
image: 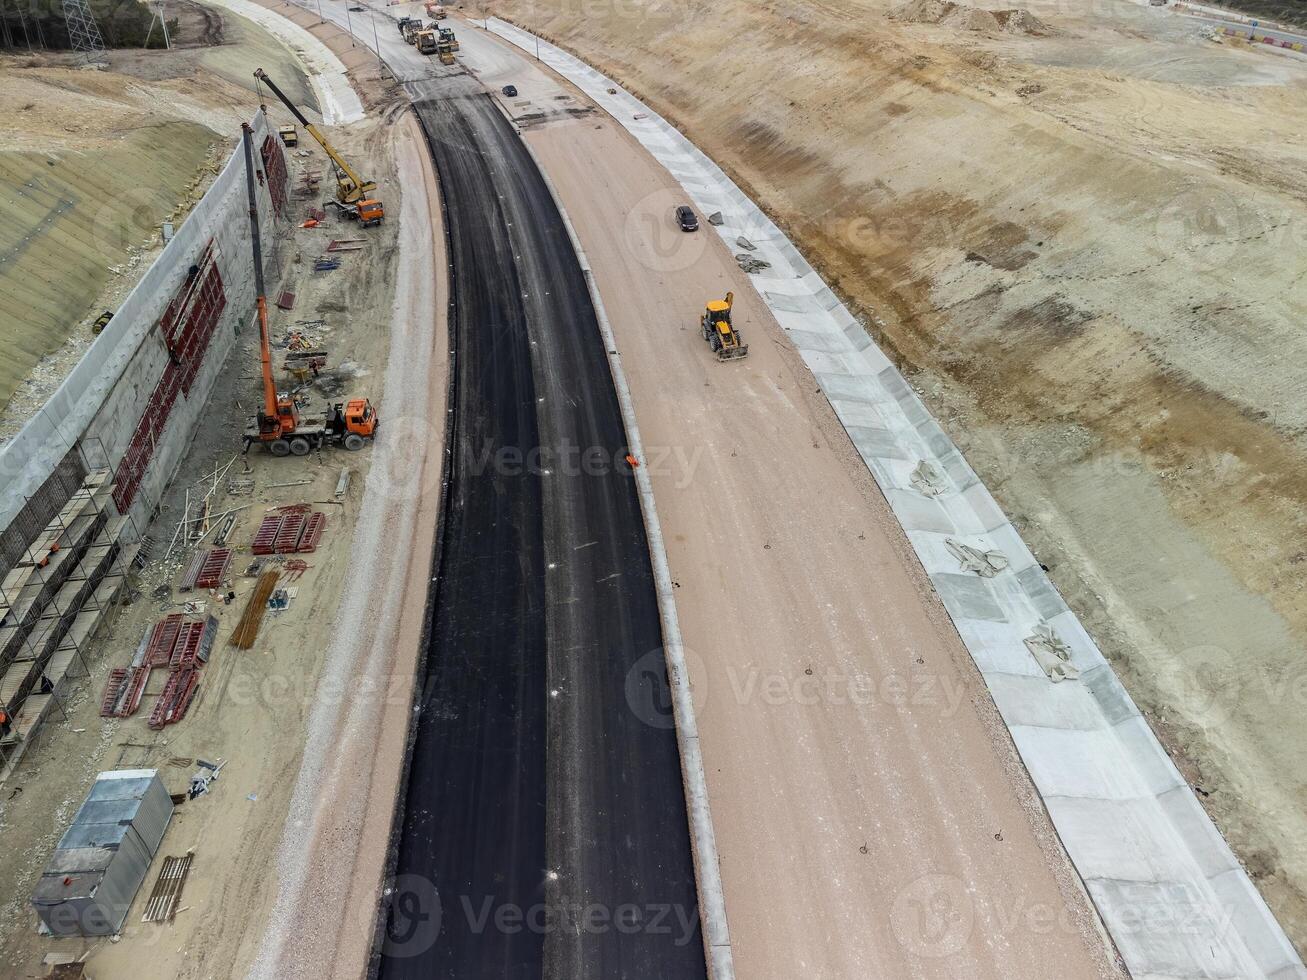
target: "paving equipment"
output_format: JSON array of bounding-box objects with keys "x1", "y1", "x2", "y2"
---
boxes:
[
  {"x1": 416, "y1": 27, "x2": 438, "y2": 54},
  {"x1": 700, "y1": 291, "x2": 749, "y2": 361},
  {"x1": 254, "y1": 68, "x2": 380, "y2": 210},
  {"x1": 403, "y1": 19, "x2": 420, "y2": 43},
  {"x1": 437, "y1": 38, "x2": 455, "y2": 65},
  {"x1": 438, "y1": 25, "x2": 459, "y2": 49},
  {"x1": 397, "y1": 14, "x2": 417, "y2": 34},
  {"x1": 239, "y1": 124, "x2": 379, "y2": 457}
]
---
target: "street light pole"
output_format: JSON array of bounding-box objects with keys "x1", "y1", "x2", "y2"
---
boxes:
[
  {"x1": 314, "y1": 0, "x2": 323, "y2": 24},
  {"x1": 371, "y1": 7, "x2": 384, "y2": 78},
  {"x1": 344, "y1": 1, "x2": 354, "y2": 44}
]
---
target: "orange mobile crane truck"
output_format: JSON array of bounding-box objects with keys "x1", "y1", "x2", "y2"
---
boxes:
[{"x1": 240, "y1": 123, "x2": 379, "y2": 457}]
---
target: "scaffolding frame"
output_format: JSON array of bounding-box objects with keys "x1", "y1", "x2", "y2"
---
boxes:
[{"x1": 0, "y1": 437, "x2": 142, "y2": 782}]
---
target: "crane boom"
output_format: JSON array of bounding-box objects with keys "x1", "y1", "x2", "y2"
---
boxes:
[
  {"x1": 241, "y1": 122, "x2": 279, "y2": 428},
  {"x1": 253, "y1": 68, "x2": 376, "y2": 203}
]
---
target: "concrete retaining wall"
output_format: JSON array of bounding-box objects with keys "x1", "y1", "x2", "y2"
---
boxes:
[{"x1": 0, "y1": 110, "x2": 289, "y2": 547}]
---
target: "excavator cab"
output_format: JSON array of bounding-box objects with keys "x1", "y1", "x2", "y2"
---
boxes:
[{"x1": 700, "y1": 291, "x2": 749, "y2": 361}]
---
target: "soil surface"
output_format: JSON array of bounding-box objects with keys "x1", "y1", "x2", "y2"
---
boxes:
[{"x1": 483, "y1": 0, "x2": 1307, "y2": 955}]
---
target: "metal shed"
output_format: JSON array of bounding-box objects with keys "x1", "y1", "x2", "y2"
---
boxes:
[{"x1": 31, "y1": 769, "x2": 173, "y2": 937}]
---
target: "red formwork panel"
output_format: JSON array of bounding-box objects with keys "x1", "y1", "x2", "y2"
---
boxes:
[
  {"x1": 273, "y1": 512, "x2": 306, "y2": 554},
  {"x1": 261, "y1": 134, "x2": 290, "y2": 217},
  {"x1": 100, "y1": 666, "x2": 150, "y2": 718},
  {"x1": 195, "y1": 548, "x2": 232, "y2": 590},
  {"x1": 145, "y1": 614, "x2": 184, "y2": 668},
  {"x1": 100, "y1": 668, "x2": 128, "y2": 717},
  {"x1": 113, "y1": 244, "x2": 228, "y2": 512},
  {"x1": 297, "y1": 513, "x2": 326, "y2": 553},
  {"x1": 148, "y1": 668, "x2": 200, "y2": 729},
  {"x1": 252, "y1": 515, "x2": 284, "y2": 555},
  {"x1": 171, "y1": 620, "x2": 204, "y2": 669},
  {"x1": 119, "y1": 666, "x2": 150, "y2": 717},
  {"x1": 174, "y1": 264, "x2": 227, "y2": 395}
]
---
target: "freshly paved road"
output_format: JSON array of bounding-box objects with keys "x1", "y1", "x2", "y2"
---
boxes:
[{"x1": 378, "y1": 77, "x2": 704, "y2": 978}]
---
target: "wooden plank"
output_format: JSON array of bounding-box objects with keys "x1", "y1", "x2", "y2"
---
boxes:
[{"x1": 142, "y1": 853, "x2": 193, "y2": 923}]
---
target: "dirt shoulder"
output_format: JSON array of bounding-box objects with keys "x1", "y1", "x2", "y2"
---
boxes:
[{"x1": 481, "y1": 0, "x2": 1307, "y2": 952}]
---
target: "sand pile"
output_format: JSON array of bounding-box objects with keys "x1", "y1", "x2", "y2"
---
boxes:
[
  {"x1": 995, "y1": 8, "x2": 1052, "y2": 35},
  {"x1": 889, "y1": 0, "x2": 957, "y2": 24},
  {"x1": 945, "y1": 5, "x2": 1003, "y2": 30},
  {"x1": 889, "y1": 0, "x2": 1052, "y2": 35}
]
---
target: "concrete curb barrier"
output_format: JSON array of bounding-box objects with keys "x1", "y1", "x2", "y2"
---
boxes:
[
  {"x1": 202, "y1": 0, "x2": 365, "y2": 124},
  {"x1": 488, "y1": 18, "x2": 1307, "y2": 979},
  {"x1": 519, "y1": 136, "x2": 735, "y2": 980}
]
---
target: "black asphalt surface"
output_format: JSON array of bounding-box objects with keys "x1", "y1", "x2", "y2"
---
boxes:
[{"x1": 378, "y1": 81, "x2": 705, "y2": 979}]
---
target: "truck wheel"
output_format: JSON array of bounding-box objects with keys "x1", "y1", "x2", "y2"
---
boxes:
[
  {"x1": 344, "y1": 433, "x2": 366, "y2": 451},
  {"x1": 270, "y1": 439, "x2": 291, "y2": 457},
  {"x1": 290, "y1": 437, "x2": 311, "y2": 456}
]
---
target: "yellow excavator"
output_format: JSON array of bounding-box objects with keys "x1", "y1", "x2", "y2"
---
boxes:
[
  {"x1": 253, "y1": 68, "x2": 382, "y2": 218},
  {"x1": 700, "y1": 292, "x2": 749, "y2": 361}
]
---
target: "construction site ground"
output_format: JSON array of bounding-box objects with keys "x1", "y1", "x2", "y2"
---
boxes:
[
  {"x1": 0, "y1": 44, "x2": 444, "y2": 974},
  {"x1": 481, "y1": 0, "x2": 1307, "y2": 954},
  {"x1": 2, "y1": 0, "x2": 1303, "y2": 975}
]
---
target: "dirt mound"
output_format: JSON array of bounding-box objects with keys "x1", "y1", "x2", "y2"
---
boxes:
[
  {"x1": 943, "y1": 5, "x2": 1002, "y2": 31},
  {"x1": 889, "y1": 0, "x2": 1052, "y2": 35},
  {"x1": 996, "y1": 8, "x2": 1052, "y2": 35},
  {"x1": 888, "y1": 0, "x2": 957, "y2": 24}
]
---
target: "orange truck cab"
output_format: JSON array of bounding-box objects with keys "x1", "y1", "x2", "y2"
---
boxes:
[{"x1": 356, "y1": 199, "x2": 384, "y2": 228}]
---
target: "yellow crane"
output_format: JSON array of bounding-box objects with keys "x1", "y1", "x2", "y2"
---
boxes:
[{"x1": 253, "y1": 68, "x2": 377, "y2": 206}]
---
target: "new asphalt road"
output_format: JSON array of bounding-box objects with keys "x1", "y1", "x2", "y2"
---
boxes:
[{"x1": 377, "y1": 78, "x2": 705, "y2": 979}]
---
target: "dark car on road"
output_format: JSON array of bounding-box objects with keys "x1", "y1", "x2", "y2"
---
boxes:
[
  {"x1": 676, "y1": 205, "x2": 699, "y2": 232},
  {"x1": 502, "y1": 84, "x2": 518, "y2": 97}
]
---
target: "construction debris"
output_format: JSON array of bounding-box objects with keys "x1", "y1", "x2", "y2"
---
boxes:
[
  {"x1": 735, "y1": 253, "x2": 771, "y2": 274},
  {"x1": 188, "y1": 758, "x2": 226, "y2": 799},
  {"x1": 282, "y1": 559, "x2": 310, "y2": 581}
]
